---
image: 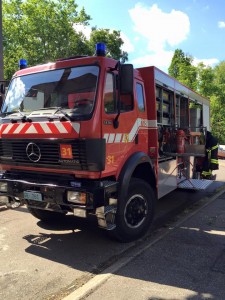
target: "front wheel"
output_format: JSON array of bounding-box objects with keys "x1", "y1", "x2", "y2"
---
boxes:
[{"x1": 111, "y1": 178, "x2": 156, "y2": 242}]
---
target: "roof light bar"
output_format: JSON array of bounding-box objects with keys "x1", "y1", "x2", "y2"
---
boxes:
[
  {"x1": 19, "y1": 59, "x2": 27, "y2": 70},
  {"x1": 95, "y1": 43, "x2": 106, "y2": 57}
]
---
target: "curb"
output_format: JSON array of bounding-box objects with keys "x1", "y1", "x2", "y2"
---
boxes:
[{"x1": 62, "y1": 184, "x2": 225, "y2": 300}]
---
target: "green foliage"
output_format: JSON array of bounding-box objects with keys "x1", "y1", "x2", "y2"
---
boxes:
[
  {"x1": 3, "y1": 0, "x2": 89, "y2": 79},
  {"x1": 189, "y1": 102, "x2": 201, "y2": 109},
  {"x1": 168, "y1": 49, "x2": 197, "y2": 90},
  {"x1": 210, "y1": 61, "x2": 225, "y2": 144},
  {"x1": 2, "y1": 0, "x2": 127, "y2": 80},
  {"x1": 89, "y1": 28, "x2": 128, "y2": 62},
  {"x1": 168, "y1": 49, "x2": 225, "y2": 143},
  {"x1": 178, "y1": 63, "x2": 197, "y2": 90},
  {"x1": 213, "y1": 61, "x2": 225, "y2": 98},
  {"x1": 210, "y1": 95, "x2": 225, "y2": 144},
  {"x1": 168, "y1": 49, "x2": 193, "y2": 76},
  {"x1": 196, "y1": 62, "x2": 215, "y2": 98}
]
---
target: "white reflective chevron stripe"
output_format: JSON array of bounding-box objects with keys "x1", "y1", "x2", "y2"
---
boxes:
[
  {"x1": 114, "y1": 133, "x2": 122, "y2": 143},
  {"x1": 0, "y1": 121, "x2": 80, "y2": 135},
  {"x1": 104, "y1": 133, "x2": 109, "y2": 141},
  {"x1": 25, "y1": 124, "x2": 38, "y2": 134},
  {"x1": 129, "y1": 118, "x2": 142, "y2": 142},
  {"x1": 72, "y1": 123, "x2": 80, "y2": 134},
  {"x1": 2, "y1": 123, "x2": 14, "y2": 134},
  {"x1": 54, "y1": 122, "x2": 67, "y2": 133},
  {"x1": 104, "y1": 118, "x2": 157, "y2": 143},
  {"x1": 40, "y1": 123, "x2": 52, "y2": 133},
  {"x1": 104, "y1": 133, "x2": 124, "y2": 143},
  {"x1": 108, "y1": 134, "x2": 115, "y2": 143},
  {"x1": 14, "y1": 123, "x2": 26, "y2": 134}
]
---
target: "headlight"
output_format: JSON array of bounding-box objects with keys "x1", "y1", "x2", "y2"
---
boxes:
[
  {"x1": 0, "y1": 182, "x2": 8, "y2": 192},
  {"x1": 67, "y1": 191, "x2": 86, "y2": 204}
]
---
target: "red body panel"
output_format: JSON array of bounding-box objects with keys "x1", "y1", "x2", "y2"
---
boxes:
[{"x1": 1, "y1": 57, "x2": 210, "y2": 186}]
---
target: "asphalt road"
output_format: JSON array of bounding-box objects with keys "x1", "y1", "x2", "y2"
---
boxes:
[{"x1": 0, "y1": 161, "x2": 225, "y2": 300}]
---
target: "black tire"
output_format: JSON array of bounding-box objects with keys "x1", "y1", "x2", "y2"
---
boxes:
[
  {"x1": 111, "y1": 178, "x2": 156, "y2": 242},
  {"x1": 28, "y1": 207, "x2": 66, "y2": 222}
]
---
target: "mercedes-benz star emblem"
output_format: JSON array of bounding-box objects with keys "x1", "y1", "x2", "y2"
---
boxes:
[{"x1": 26, "y1": 143, "x2": 41, "y2": 162}]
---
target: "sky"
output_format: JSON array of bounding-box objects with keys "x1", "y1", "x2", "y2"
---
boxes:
[{"x1": 75, "y1": 0, "x2": 225, "y2": 73}]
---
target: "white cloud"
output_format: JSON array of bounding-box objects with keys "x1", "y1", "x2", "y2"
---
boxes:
[
  {"x1": 73, "y1": 24, "x2": 92, "y2": 39},
  {"x1": 128, "y1": 3, "x2": 218, "y2": 72},
  {"x1": 131, "y1": 50, "x2": 174, "y2": 72},
  {"x1": 120, "y1": 32, "x2": 135, "y2": 53},
  {"x1": 193, "y1": 57, "x2": 219, "y2": 67},
  {"x1": 73, "y1": 24, "x2": 134, "y2": 54},
  {"x1": 129, "y1": 3, "x2": 190, "y2": 52},
  {"x1": 218, "y1": 21, "x2": 225, "y2": 28}
]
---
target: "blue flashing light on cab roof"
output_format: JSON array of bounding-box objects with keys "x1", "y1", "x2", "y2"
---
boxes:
[
  {"x1": 19, "y1": 59, "x2": 27, "y2": 70},
  {"x1": 95, "y1": 43, "x2": 106, "y2": 57}
]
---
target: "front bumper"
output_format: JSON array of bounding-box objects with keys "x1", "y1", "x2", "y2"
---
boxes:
[{"x1": 0, "y1": 171, "x2": 118, "y2": 218}]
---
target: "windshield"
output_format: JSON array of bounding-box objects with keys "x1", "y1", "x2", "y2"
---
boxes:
[{"x1": 2, "y1": 65, "x2": 99, "y2": 118}]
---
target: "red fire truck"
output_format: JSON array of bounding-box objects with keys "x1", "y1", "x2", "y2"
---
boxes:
[{"x1": 0, "y1": 43, "x2": 212, "y2": 241}]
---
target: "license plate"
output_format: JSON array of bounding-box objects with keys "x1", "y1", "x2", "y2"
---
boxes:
[{"x1": 24, "y1": 191, "x2": 42, "y2": 201}]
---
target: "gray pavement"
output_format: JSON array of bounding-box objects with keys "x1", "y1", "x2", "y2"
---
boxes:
[{"x1": 64, "y1": 187, "x2": 225, "y2": 300}]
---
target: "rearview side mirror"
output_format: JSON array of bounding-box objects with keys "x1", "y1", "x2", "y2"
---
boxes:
[
  {"x1": 119, "y1": 64, "x2": 134, "y2": 95},
  {"x1": 0, "y1": 95, "x2": 3, "y2": 112},
  {"x1": 1, "y1": 83, "x2": 5, "y2": 94}
]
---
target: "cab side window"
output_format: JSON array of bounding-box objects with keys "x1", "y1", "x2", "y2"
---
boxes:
[
  {"x1": 104, "y1": 73, "x2": 116, "y2": 114},
  {"x1": 104, "y1": 72, "x2": 134, "y2": 113},
  {"x1": 136, "y1": 83, "x2": 145, "y2": 112}
]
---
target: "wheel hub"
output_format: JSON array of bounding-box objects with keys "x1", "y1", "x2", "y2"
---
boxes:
[{"x1": 124, "y1": 194, "x2": 147, "y2": 228}]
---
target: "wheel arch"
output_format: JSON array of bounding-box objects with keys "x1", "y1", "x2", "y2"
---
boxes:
[{"x1": 118, "y1": 152, "x2": 157, "y2": 201}]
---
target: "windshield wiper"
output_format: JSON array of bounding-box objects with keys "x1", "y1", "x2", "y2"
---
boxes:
[
  {"x1": 53, "y1": 107, "x2": 74, "y2": 121},
  {"x1": 1, "y1": 109, "x2": 31, "y2": 122},
  {"x1": 17, "y1": 109, "x2": 26, "y2": 119}
]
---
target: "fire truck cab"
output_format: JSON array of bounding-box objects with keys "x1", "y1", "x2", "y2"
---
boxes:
[{"x1": 0, "y1": 43, "x2": 211, "y2": 241}]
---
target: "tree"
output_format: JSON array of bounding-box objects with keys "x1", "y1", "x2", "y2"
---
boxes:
[
  {"x1": 210, "y1": 95, "x2": 225, "y2": 143},
  {"x1": 178, "y1": 63, "x2": 197, "y2": 91},
  {"x1": 168, "y1": 49, "x2": 193, "y2": 76},
  {"x1": 2, "y1": 0, "x2": 127, "y2": 81},
  {"x1": 0, "y1": 0, "x2": 4, "y2": 80},
  {"x1": 88, "y1": 28, "x2": 128, "y2": 62},
  {"x1": 168, "y1": 49, "x2": 197, "y2": 90},
  {"x1": 196, "y1": 63, "x2": 215, "y2": 98},
  {"x1": 3, "y1": 0, "x2": 91, "y2": 80},
  {"x1": 168, "y1": 49, "x2": 225, "y2": 142},
  {"x1": 210, "y1": 61, "x2": 225, "y2": 143}
]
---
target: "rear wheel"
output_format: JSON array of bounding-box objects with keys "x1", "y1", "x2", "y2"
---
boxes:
[
  {"x1": 28, "y1": 207, "x2": 66, "y2": 222},
  {"x1": 111, "y1": 178, "x2": 156, "y2": 242}
]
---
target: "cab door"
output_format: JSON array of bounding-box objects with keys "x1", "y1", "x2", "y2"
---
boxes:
[{"x1": 102, "y1": 72, "x2": 147, "y2": 178}]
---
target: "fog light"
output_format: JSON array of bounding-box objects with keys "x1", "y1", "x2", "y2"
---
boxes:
[
  {"x1": 0, "y1": 182, "x2": 8, "y2": 192},
  {"x1": 73, "y1": 208, "x2": 86, "y2": 218},
  {"x1": 67, "y1": 191, "x2": 86, "y2": 204}
]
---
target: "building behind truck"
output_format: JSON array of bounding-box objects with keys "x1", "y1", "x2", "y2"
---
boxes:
[{"x1": 0, "y1": 43, "x2": 212, "y2": 242}]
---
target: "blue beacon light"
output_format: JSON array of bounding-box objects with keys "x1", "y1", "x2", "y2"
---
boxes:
[
  {"x1": 95, "y1": 43, "x2": 106, "y2": 57},
  {"x1": 19, "y1": 59, "x2": 27, "y2": 70}
]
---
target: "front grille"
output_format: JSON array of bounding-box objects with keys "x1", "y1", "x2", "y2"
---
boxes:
[
  {"x1": 0, "y1": 139, "x2": 87, "y2": 169},
  {"x1": 0, "y1": 138, "x2": 105, "y2": 171}
]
